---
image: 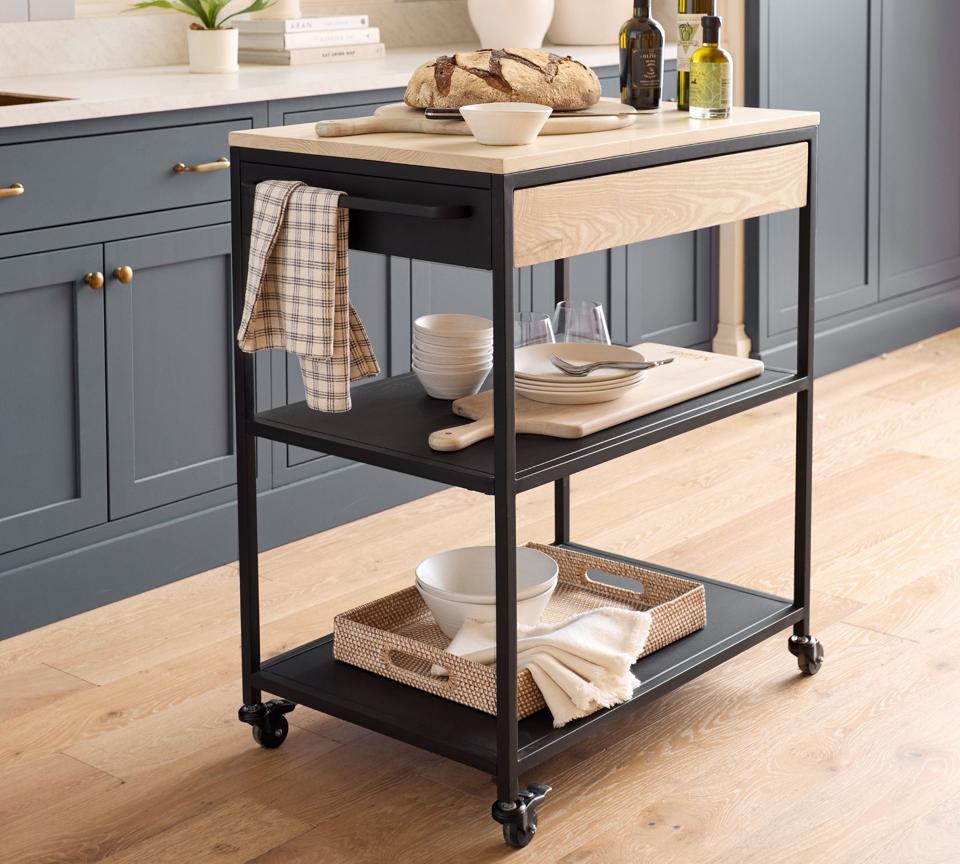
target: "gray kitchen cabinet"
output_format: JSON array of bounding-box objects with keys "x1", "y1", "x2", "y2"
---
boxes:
[
  {"x1": 104, "y1": 224, "x2": 236, "y2": 518},
  {"x1": 0, "y1": 246, "x2": 107, "y2": 554},
  {"x1": 878, "y1": 1, "x2": 960, "y2": 301}
]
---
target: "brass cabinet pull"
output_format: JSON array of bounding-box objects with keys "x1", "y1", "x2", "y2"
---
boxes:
[
  {"x1": 84, "y1": 271, "x2": 105, "y2": 290},
  {"x1": 0, "y1": 182, "x2": 24, "y2": 198},
  {"x1": 173, "y1": 157, "x2": 230, "y2": 174},
  {"x1": 113, "y1": 265, "x2": 134, "y2": 284}
]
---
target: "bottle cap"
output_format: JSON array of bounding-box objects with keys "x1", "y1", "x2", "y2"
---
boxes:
[{"x1": 702, "y1": 15, "x2": 721, "y2": 42}]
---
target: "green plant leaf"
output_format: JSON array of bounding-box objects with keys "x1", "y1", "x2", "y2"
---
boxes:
[{"x1": 219, "y1": 0, "x2": 274, "y2": 28}]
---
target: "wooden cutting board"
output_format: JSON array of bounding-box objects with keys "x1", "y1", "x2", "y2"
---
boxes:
[
  {"x1": 315, "y1": 101, "x2": 637, "y2": 138},
  {"x1": 427, "y1": 344, "x2": 764, "y2": 452}
]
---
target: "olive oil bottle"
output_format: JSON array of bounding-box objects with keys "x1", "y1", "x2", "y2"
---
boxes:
[
  {"x1": 689, "y1": 15, "x2": 732, "y2": 119},
  {"x1": 677, "y1": 0, "x2": 717, "y2": 111},
  {"x1": 619, "y1": 0, "x2": 665, "y2": 111}
]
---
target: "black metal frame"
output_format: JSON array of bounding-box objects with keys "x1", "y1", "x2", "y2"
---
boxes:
[{"x1": 229, "y1": 124, "x2": 820, "y2": 846}]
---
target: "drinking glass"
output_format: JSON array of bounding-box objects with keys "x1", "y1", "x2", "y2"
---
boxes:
[
  {"x1": 514, "y1": 312, "x2": 556, "y2": 348},
  {"x1": 552, "y1": 301, "x2": 612, "y2": 344}
]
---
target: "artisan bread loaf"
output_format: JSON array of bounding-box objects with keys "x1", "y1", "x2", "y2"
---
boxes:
[{"x1": 404, "y1": 49, "x2": 601, "y2": 111}]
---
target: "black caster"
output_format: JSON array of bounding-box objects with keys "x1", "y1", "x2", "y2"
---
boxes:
[
  {"x1": 238, "y1": 699, "x2": 296, "y2": 749},
  {"x1": 788, "y1": 635, "x2": 824, "y2": 676},
  {"x1": 492, "y1": 783, "x2": 551, "y2": 849}
]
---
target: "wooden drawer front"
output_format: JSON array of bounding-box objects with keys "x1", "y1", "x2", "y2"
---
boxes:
[
  {"x1": 0, "y1": 118, "x2": 249, "y2": 235},
  {"x1": 513, "y1": 142, "x2": 808, "y2": 267}
]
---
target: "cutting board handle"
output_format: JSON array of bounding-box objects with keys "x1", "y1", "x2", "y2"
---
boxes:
[
  {"x1": 428, "y1": 417, "x2": 495, "y2": 452},
  {"x1": 315, "y1": 116, "x2": 401, "y2": 137}
]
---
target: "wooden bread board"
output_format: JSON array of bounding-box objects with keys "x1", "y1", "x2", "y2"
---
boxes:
[
  {"x1": 428, "y1": 344, "x2": 764, "y2": 452},
  {"x1": 315, "y1": 101, "x2": 637, "y2": 138}
]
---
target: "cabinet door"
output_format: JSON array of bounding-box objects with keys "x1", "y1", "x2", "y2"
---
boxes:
[
  {"x1": 104, "y1": 225, "x2": 235, "y2": 518},
  {"x1": 878, "y1": 0, "x2": 960, "y2": 299},
  {"x1": 750, "y1": 0, "x2": 879, "y2": 341},
  {"x1": 0, "y1": 246, "x2": 107, "y2": 553}
]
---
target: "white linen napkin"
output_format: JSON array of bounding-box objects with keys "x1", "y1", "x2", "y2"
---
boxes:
[{"x1": 442, "y1": 607, "x2": 653, "y2": 728}]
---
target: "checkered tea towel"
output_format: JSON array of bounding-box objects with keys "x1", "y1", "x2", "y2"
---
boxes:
[{"x1": 237, "y1": 180, "x2": 379, "y2": 413}]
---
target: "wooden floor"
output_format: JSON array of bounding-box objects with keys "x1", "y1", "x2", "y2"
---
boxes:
[{"x1": 5, "y1": 330, "x2": 960, "y2": 864}]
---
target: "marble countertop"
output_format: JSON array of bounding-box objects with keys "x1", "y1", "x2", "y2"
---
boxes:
[{"x1": 0, "y1": 44, "x2": 678, "y2": 131}]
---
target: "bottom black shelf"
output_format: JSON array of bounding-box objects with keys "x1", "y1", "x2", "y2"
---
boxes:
[{"x1": 253, "y1": 548, "x2": 803, "y2": 775}]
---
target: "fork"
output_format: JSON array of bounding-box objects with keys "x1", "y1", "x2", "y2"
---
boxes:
[{"x1": 550, "y1": 355, "x2": 674, "y2": 376}]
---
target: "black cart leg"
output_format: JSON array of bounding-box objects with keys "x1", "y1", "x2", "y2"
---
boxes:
[
  {"x1": 490, "y1": 178, "x2": 551, "y2": 847},
  {"x1": 790, "y1": 129, "x2": 824, "y2": 675},
  {"x1": 553, "y1": 258, "x2": 572, "y2": 545}
]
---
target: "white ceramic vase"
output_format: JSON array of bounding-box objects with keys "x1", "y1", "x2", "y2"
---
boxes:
[
  {"x1": 467, "y1": 0, "x2": 555, "y2": 49},
  {"x1": 187, "y1": 27, "x2": 239, "y2": 75},
  {"x1": 548, "y1": 0, "x2": 632, "y2": 45}
]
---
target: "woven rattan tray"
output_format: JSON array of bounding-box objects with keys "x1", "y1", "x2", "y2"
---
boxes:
[{"x1": 333, "y1": 544, "x2": 706, "y2": 719}]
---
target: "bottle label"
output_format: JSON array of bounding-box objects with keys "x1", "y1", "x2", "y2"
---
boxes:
[
  {"x1": 690, "y1": 61, "x2": 731, "y2": 110},
  {"x1": 677, "y1": 12, "x2": 704, "y2": 73},
  {"x1": 631, "y1": 46, "x2": 662, "y2": 89}
]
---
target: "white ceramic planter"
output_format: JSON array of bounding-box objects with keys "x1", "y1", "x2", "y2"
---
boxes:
[
  {"x1": 467, "y1": 0, "x2": 554, "y2": 49},
  {"x1": 548, "y1": 0, "x2": 631, "y2": 45},
  {"x1": 187, "y1": 27, "x2": 239, "y2": 75}
]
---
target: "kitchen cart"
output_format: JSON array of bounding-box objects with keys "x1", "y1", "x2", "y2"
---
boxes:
[{"x1": 228, "y1": 106, "x2": 822, "y2": 848}]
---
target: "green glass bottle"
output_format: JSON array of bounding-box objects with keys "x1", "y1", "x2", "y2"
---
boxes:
[
  {"x1": 689, "y1": 15, "x2": 732, "y2": 119},
  {"x1": 677, "y1": 0, "x2": 717, "y2": 111},
  {"x1": 619, "y1": 0, "x2": 665, "y2": 111}
]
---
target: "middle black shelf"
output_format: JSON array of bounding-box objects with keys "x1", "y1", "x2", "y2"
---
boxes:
[{"x1": 251, "y1": 370, "x2": 806, "y2": 494}]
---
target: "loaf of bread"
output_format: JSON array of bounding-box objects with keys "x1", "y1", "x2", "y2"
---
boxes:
[{"x1": 404, "y1": 49, "x2": 602, "y2": 111}]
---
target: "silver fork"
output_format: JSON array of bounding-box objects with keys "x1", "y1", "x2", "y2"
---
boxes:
[{"x1": 550, "y1": 354, "x2": 674, "y2": 376}]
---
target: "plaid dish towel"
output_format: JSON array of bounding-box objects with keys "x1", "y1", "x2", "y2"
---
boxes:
[{"x1": 237, "y1": 180, "x2": 379, "y2": 413}]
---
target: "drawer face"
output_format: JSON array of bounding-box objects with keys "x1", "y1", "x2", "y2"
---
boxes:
[
  {"x1": 513, "y1": 142, "x2": 809, "y2": 267},
  {"x1": 0, "y1": 118, "x2": 251, "y2": 235},
  {"x1": 240, "y1": 162, "x2": 491, "y2": 269}
]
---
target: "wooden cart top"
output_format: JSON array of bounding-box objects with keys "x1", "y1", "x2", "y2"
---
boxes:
[{"x1": 229, "y1": 106, "x2": 820, "y2": 175}]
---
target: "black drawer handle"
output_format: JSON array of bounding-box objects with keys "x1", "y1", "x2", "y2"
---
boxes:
[{"x1": 340, "y1": 196, "x2": 471, "y2": 220}]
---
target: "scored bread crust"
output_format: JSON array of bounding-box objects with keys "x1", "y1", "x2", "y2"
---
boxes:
[{"x1": 404, "y1": 49, "x2": 602, "y2": 110}]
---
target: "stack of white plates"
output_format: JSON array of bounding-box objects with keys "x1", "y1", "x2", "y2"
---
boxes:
[
  {"x1": 514, "y1": 343, "x2": 648, "y2": 405},
  {"x1": 415, "y1": 546, "x2": 559, "y2": 638},
  {"x1": 412, "y1": 314, "x2": 493, "y2": 400}
]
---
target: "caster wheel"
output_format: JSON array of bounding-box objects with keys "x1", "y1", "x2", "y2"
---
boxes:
[
  {"x1": 252, "y1": 713, "x2": 289, "y2": 749},
  {"x1": 503, "y1": 822, "x2": 536, "y2": 849},
  {"x1": 789, "y1": 635, "x2": 824, "y2": 676}
]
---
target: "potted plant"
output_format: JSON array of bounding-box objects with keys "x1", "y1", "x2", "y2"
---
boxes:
[{"x1": 128, "y1": 0, "x2": 274, "y2": 73}]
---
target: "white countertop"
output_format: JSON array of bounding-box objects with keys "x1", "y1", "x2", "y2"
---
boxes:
[{"x1": 0, "y1": 43, "x2": 666, "y2": 131}]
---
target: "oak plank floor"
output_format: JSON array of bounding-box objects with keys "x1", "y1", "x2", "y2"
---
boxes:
[{"x1": 4, "y1": 330, "x2": 960, "y2": 864}]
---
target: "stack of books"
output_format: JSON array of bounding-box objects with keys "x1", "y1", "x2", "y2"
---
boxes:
[{"x1": 237, "y1": 14, "x2": 385, "y2": 66}]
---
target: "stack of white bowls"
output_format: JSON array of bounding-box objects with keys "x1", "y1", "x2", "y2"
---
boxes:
[
  {"x1": 514, "y1": 343, "x2": 648, "y2": 405},
  {"x1": 412, "y1": 314, "x2": 494, "y2": 400},
  {"x1": 415, "y1": 546, "x2": 559, "y2": 638}
]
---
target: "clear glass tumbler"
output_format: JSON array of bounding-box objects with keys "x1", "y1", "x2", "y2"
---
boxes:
[
  {"x1": 515, "y1": 312, "x2": 556, "y2": 348},
  {"x1": 552, "y1": 300, "x2": 612, "y2": 344}
]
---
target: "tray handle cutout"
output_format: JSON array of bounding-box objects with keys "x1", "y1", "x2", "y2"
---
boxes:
[
  {"x1": 576, "y1": 567, "x2": 645, "y2": 595},
  {"x1": 381, "y1": 639, "x2": 460, "y2": 693}
]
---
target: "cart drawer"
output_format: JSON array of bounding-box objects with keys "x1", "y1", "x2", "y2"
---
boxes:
[
  {"x1": 240, "y1": 162, "x2": 491, "y2": 270},
  {"x1": 513, "y1": 142, "x2": 809, "y2": 267},
  {"x1": 0, "y1": 118, "x2": 250, "y2": 235}
]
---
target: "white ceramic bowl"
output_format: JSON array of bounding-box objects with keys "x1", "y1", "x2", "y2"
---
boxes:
[
  {"x1": 413, "y1": 348, "x2": 494, "y2": 367},
  {"x1": 414, "y1": 331, "x2": 493, "y2": 350},
  {"x1": 417, "y1": 582, "x2": 556, "y2": 638},
  {"x1": 415, "y1": 546, "x2": 559, "y2": 601},
  {"x1": 414, "y1": 357, "x2": 494, "y2": 374},
  {"x1": 417, "y1": 573, "x2": 558, "y2": 606},
  {"x1": 413, "y1": 363, "x2": 491, "y2": 400},
  {"x1": 459, "y1": 103, "x2": 553, "y2": 146},
  {"x1": 413, "y1": 341, "x2": 494, "y2": 359},
  {"x1": 414, "y1": 313, "x2": 493, "y2": 338}
]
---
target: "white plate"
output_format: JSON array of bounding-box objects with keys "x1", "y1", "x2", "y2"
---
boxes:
[
  {"x1": 513, "y1": 371, "x2": 645, "y2": 392},
  {"x1": 515, "y1": 343, "x2": 645, "y2": 383},
  {"x1": 516, "y1": 377, "x2": 644, "y2": 405}
]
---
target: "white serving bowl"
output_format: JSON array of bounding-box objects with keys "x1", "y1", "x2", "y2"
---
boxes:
[
  {"x1": 414, "y1": 313, "x2": 493, "y2": 338},
  {"x1": 413, "y1": 348, "x2": 494, "y2": 367},
  {"x1": 413, "y1": 363, "x2": 492, "y2": 400},
  {"x1": 416, "y1": 572, "x2": 558, "y2": 606},
  {"x1": 417, "y1": 582, "x2": 556, "y2": 638},
  {"x1": 459, "y1": 102, "x2": 553, "y2": 146},
  {"x1": 416, "y1": 546, "x2": 559, "y2": 602}
]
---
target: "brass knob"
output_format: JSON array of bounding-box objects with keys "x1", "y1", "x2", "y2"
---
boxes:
[
  {"x1": 113, "y1": 265, "x2": 134, "y2": 284},
  {"x1": 84, "y1": 271, "x2": 104, "y2": 290},
  {"x1": 173, "y1": 157, "x2": 230, "y2": 174},
  {"x1": 0, "y1": 182, "x2": 24, "y2": 199}
]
